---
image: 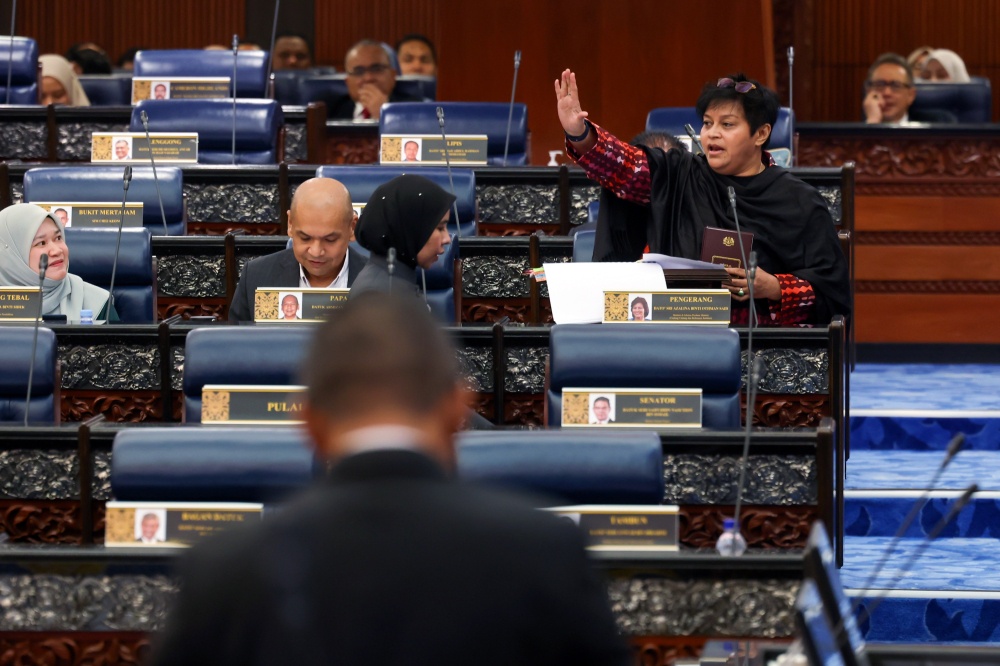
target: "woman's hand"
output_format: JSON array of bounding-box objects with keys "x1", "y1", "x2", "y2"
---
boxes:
[
  {"x1": 725, "y1": 266, "x2": 781, "y2": 302},
  {"x1": 554, "y1": 69, "x2": 589, "y2": 137}
]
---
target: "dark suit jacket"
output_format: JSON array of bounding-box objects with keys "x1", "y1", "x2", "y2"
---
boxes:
[
  {"x1": 149, "y1": 449, "x2": 629, "y2": 666},
  {"x1": 228, "y1": 247, "x2": 367, "y2": 323},
  {"x1": 324, "y1": 89, "x2": 422, "y2": 120},
  {"x1": 909, "y1": 107, "x2": 959, "y2": 123}
]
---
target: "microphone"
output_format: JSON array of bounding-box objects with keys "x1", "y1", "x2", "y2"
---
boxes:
[
  {"x1": 23, "y1": 252, "x2": 47, "y2": 427},
  {"x1": 4, "y1": 1, "x2": 16, "y2": 105},
  {"x1": 387, "y1": 247, "x2": 395, "y2": 295},
  {"x1": 264, "y1": 0, "x2": 282, "y2": 95},
  {"x1": 139, "y1": 110, "x2": 169, "y2": 235},
  {"x1": 787, "y1": 46, "x2": 795, "y2": 166},
  {"x1": 435, "y1": 106, "x2": 462, "y2": 239},
  {"x1": 683, "y1": 123, "x2": 704, "y2": 155},
  {"x1": 231, "y1": 34, "x2": 239, "y2": 164},
  {"x1": 727, "y1": 185, "x2": 756, "y2": 328},
  {"x1": 107, "y1": 166, "x2": 133, "y2": 318},
  {"x1": 502, "y1": 50, "x2": 522, "y2": 167}
]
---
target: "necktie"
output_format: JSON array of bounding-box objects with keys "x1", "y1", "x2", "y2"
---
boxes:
[{"x1": 361, "y1": 108, "x2": 371, "y2": 119}]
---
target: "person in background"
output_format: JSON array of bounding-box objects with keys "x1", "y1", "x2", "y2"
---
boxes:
[
  {"x1": 920, "y1": 49, "x2": 971, "y2": 83},
  {"x1": 863, "y1": 52, "x2": 955, "y2": 123},
  {"x1": 0, "y1": 204, "x2": 116, "y2": 323},
  {"x1": 39, "y1": 54, "x2": 91, "y2": 106},
  {"x1": 907, "y1": 46, "x2": 934, "y2": 74},
  {"x1": 272, "y1": 33, "x2": 312, "y2": 70},
  {"x1": 323, "y1": 40, "x2": 421, "y2": 120},
  {"x1": 116, "y1": 47, "x2": 143, "y2": 72},
  {"x1": 396, "y1": 33, "x2": 437, "y2": 76},
  {"x1": 66, "y1": 42, "x2": 113, "y2": 75}
]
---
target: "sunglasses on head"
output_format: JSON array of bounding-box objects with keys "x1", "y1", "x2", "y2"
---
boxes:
[{"x1": 717, "y1": 77, "x2": 756, "y2": 93}]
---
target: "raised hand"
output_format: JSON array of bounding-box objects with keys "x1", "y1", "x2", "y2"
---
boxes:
[{"x1": 554, "y1": 69, "x2": 589, "y2": 136}]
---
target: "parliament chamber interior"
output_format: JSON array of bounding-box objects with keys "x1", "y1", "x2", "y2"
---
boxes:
[{"x1": 0, "y1": 1, "x2": 999, "y2": 664}]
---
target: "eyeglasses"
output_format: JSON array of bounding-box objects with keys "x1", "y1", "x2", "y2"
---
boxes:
[
  {"x1": 346, "y1": 63, "x2": 392, "y2": 77},
  {"x1": 717, "y1": 77, "x2": 756, "y2": 93},
  {"x1": 865, "y1": 79, "x2": 912, "y2": 92}
]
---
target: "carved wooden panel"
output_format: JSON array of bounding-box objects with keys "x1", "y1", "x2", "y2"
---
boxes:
[
  {"x1": 158, "y1": 300, "x2": 228, "y2": 321},
  {"x1": 61, "y1": 391, "x2": 167, "y2": 423},
  {"x1": 461, "y1": 299, "x2": 533, "y2": 324},
  {"x1": 323, "y1": 135, "x2": 380, "y2": 165},
  {"x1": 679, "y1": 506, "x2": 814, "y2": 549},
  {"x1": 629, "y1": 637, "x2": 708, "y2": 666},
  {"x1": 749, "y1": 394, "x2": 828, "y2": 428},
  {"x1": 0, "y1": 633, "x2": 151, "y2": 666},
  {"x1": 186, "y1": 222, "x2": 282, "y2": 236},
  {"x1": 503, "y1": 395, "x2": 545, "y2": 427},
  {"x1": 0, "y1": 500, "x2": 105, "y2": 544}
]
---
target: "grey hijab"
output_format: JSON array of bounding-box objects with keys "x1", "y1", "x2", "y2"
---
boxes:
[{"x1": 0, "y1": 203, "x2": 108, "y2": 322}]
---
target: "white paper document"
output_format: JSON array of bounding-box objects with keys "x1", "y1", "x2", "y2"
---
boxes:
[{"x1": 544, "y1": 262, "x2": 667, "y2": 324}]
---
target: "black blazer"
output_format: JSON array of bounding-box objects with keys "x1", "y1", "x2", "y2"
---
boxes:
[
  {"x1": 148, "y1": 449, "x2": 630, "y2": 666},
  {"x1": 324, "y1": 89, "x2": 423, "y2": 120},
  {"x1": 228, "y1": 247, "x2": 367, "y2": 323}
]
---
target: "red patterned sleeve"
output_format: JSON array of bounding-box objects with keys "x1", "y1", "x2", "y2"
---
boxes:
[
  {"x1": 565, "y1": 122, "x2": 652, "y2": 205},
  {"x1": 767, "y1": 274, "x2": 816, "y2": 326}
]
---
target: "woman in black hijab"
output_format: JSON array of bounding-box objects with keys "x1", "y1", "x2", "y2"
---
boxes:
[{"x1": 350, "y1": 174, "x2": 454, "y2": 299}]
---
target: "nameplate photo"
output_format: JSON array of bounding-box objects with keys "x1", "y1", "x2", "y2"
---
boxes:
[
  {"x1": 34, "y1": 202, "x2": 144, "y2": 229},
  {"x1": 92, "y1": 132, "x2": 199, "y2": 163},
  {"x1": 603, "y1": 290, "x2": 731, "y2": 325},
  {"x1": 546, "y1": 505, "x2": 680, "y2": 551},
  {"x1": 201, "y1": 384, "x2": 306, "y2": 425},
  {"x1": 254, "y1": 288, "x2": 350, "y2": 323},
  {"x1": 380, "y1": 134, "x2": 488, "y2": 165},
  {"x1": 105, "y1": 501, "x2": 264, "y2": 548},
  {"x1": 561, "y1": 388, "x2": 703, "y2": 428},
  {"x1": 132, "y1": 77, "x2": 231, "y2": 103},
  {"x1": 0, "y1": 286, "x2": 41, "y2": 321}
]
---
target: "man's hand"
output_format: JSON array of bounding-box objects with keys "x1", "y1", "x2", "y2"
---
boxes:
[
  {"x1": 863, "y1": 90, "x2": 883, "y2": 123},
  {"x1": 358, "y1": 84, "x2": 389, "y2": 119},
  {"x1": 554, "y1": 69, "x2": 589, "y2": 136},
  {"x1": 725, "y1": 266, "x2": 781, "y2": 302}
]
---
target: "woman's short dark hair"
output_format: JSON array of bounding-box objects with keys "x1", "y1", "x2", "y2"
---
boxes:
[
  {"x1": 395, "y1": 33, "x2": 437, "y2": 63},
  {"x1": 695, "y1": 73, "x2": 780, "y2": 149}
]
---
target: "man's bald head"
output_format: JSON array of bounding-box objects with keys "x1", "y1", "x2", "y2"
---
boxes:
[{"x1": 288, "y1": 178, "x2": 356, "y2": 288}]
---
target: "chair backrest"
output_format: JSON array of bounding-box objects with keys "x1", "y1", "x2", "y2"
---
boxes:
[
  {"x1": 0, "y1": 326, "x2": 57, "y2": 424},
  {"x1": 64, "y1": 228, "x2": 155, "y2": 323},
  {"x1": 457, "y1": 430, "x2": 664, "y2": 505},
  {"x1": 297, "y1": 74, "x2": 349, "y2": 106},
  {"x1": 418, "y1": 233, "x2": 459, "y2": 324},
  {"x1": 314, "y1": 165, "x2": 477, "y2": 237},
  {"x1": 78, "y1": 74, "x2": 132, "y2": 106},
  {"x1": 395, "y1": 75, "x2": 436, "y2": 101},
  {"x1": 546, "y1": 324, "x2": 742, "y2": 428},
  {"x1": 23, "y1": 165, "x2": 186, "y2": 235},
  {"x1": 182, "y1": 326, "x2": 314, "y2": 422},
  {"x1": 380, "y1": 102, "x2": 529, "y2": 166},
  {"x1": 572, "y1": 228, "x2": 596, "y2": 262},
  {"x1": 111, "y1": 427, "x2": 317, "y2": 502},
  {"x1": 912, "y1": 77, "x2": 992, "y2": 123},
  {"x1": 0, "y1": 37, "x2": 38, "y2": 104},
  {"x1": 272, "y1": 69, "x2": 303, "y2": 105},
  {"x1": 645, "y1": 106, "x2": 796, "y2": 152},
  {"x1": 133, "y1": 49, "x2": 269, "y2": 98},
  {"x1": 131, "y1": 99, "x2": 284, "y2": 164}
]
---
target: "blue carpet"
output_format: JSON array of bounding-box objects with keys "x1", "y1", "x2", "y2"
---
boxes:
[
  {"x1": 846, "y1": 450, "x2": 998, "y2": 491},
  {"x1": 845, "y1": 493, "x2": 1000, "y2": 538},
  {"x1": 851, "y1": 364, "x2": 1000, "y2": 411},
  {"x1": 851, "y1": 415, "x2": 1000, "y2": 451}
]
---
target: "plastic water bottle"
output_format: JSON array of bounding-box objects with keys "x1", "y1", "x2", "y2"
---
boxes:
[
  {"x1": 715, "y1": 517, "x2": 747, "y2": 556},
  {"x1": 79, "y1": 309, "x2": 94, "y2": 325}
]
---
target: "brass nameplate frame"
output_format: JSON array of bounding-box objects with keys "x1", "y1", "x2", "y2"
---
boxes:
[
  {"x1": 561, "y1": 387, "x2": 702, "y2": 428},
  {"x1": 351, "y1": 202, "x2": 367, "y2": 218},
  {"x1": 380, "y1": 134, "x2": 488, "y2": 165},
  {"x1": 105, "y1": 501, "x2": 263, "y2": 547},
  {"x1": 254, "y1": 288, "x2": 350, "y2": 323},
  {"x1": 603, "y1": 290, "x2": 731, "y2": 325},
  {"x1": 131, "y1": 76, "x2": 231, "y2": 103},
  {"x1": 34, "y1": 202, "x2": 143, "y2": 229},
  {"x1": 546, "y1": 505, "x2": 680, "y2": 551},
  {"x1": 92, "y1": 132, "x2": 199, "y2": 163},
  {"x1": 202, "y1": 384, "x2": 306, "y2": 425},
  {"x1": 0, "y1": 286, "x2": 41, "y2": 321}
]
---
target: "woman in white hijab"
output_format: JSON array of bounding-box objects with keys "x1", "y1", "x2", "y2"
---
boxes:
[
  {"x1": 0, "y1": 203, "x2": 113, "y2": 323},
  {"x1": 921, "y1": 49, "x2": 971, "y2": 83},
  {"x1": 39, "y1": 54, "x2": 91, "y2": 106}
]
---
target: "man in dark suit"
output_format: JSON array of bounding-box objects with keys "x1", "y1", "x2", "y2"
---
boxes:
[
  {"x1": 149, "y1": 293, "x2": 630, "y2": 666},
  {"x1": 228, "y1": 177, "x2": 367, "y2": 322},
  {"x1": 324, "y1": 39, "x2": 421, "y2": 120},
  {"x1": 863, "y1": 52, "x2": 958, "y2": 124}
]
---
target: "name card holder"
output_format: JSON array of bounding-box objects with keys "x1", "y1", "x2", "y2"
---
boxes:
[
  {"x1": 202, "y1": 384, "x2": 306, "y2": 425},
  {"x1": 0, "y1": 286, "x2": 41, "y2": 321},
  {"x1": 546, "y1": 505, "x2": 680, "y2": 551},
  {"x1": 561, "y1": 387, "x2": 702, "y2": 428},
  {"x1": 92, "y1": 132, "x2": 199, "y2": 164},
  {"x1": 132, "y1": 77, "x2": 231, "y2": 103},
  {"x1": 254, "y1": 288, "x2": 350, "y2": 323},
  {"x1": 380, "y1": 134, "x2": 488, "y2": 165},
  {"x1": 34, "y1": 202, "x2": 143, "y2": 229},
  {"x1": 105, "y1": 501, "x2": 264, "y2": 547},
  {"x1": 604, "y1": 290, "x2": 731, "y2": 325}
]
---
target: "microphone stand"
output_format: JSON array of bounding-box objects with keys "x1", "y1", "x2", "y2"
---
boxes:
[
  {"x1": 139, "y1": 110, "x2": 169, "y2": 235},
  {"x1": 264, "y1": 0, "x2": 281, "y2": 95},
  {"x1": 5, "y1": 0, "x2": 16, "y2": 105},
  {"x1": 387, "y1": 247, "x2": 395, "y2": 295},
  {"x1": 683, "y1": 123, "x2": 703, "y2": 155},
  {"x1": 107, "y1": 166, "x2": 133, "y2": 316},
  {"x1": 435, "y1": 106, "x2": 461, "y2": 239},
  {"x1": 231, "y1": 34, "x2": 239, "y2": 164},
  {"x1": 502, "y1": 50, "x2": 521, "y2": 167},
  {"x1": 787, "y1": 46, "x2": 795, "y2": 166},
  {"x1": 23, "y1": 252, "x2": 47, "y2": 427}
]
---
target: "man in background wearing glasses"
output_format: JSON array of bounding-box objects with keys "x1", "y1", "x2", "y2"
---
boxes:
[
  {"x1": 325, "y1": 39, "x2": 421, "y2": 120},
  {"x1": 863, "y1": 52, "x2": 956, "y2": 124}
]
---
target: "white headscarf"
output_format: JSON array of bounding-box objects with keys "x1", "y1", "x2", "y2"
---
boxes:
[
  {"x1": 0, "y1": 203, "x2": 108, "y2": 322},
  {"x1": 925, "y1": 49, "x2": 971, "y2": 84},
  {"x1": 39, "y1": 54, "x2": 91, "y2": 106}
]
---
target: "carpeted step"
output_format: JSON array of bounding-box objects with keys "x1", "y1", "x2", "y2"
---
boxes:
[
  {"x1": 847, "y1": 450, "x2": 1000, "y2": 491},
  {"x1": 845, "y1": 491, "x2": 1000, "y2": 538},
  {"x1": 851, "y1": 411, "x2": 1000, "y2": 451},
  {"x1": 851, "y1": 364, "x2": 1000, "y2": 413}
]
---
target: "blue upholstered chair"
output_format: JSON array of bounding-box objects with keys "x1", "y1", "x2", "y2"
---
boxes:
[
  {"x1": 111, "y1": 427, "x2": 317, "y2": 502},
  {"x1": 64, "y1": 228, "x2": 155, "y2": 323},
  {"x1": 23, "y1": 166, "x2": 186, "y2": 235},
  {"x1": 0, "y1": 326, "x2": 58, "y2": 424},
  {"x1": 379, "y1": 102, "x2": 529, "y2": 165},
  {"x1": 546, "y1": 324, "x2": 743, "y2": 428},
  {"x1": 133, "y1": 49, "x2": 269, "y2": 98},
  {"x1": 131, "y1": 99, "x2": 284, "y2": 164},
  {"x1": 645, "y1": 106, "x2": 796, "y2": 165},
  {"x1": 912, "y1": 77, "x2": 992, "y2": 123},
  {"x1": 572, "y1": 228, "x2": 596, "y2": 262},
  {"x1": 0, "y1": 37, "x2": 38, "y2": 104},
  {"x1": 297, "y1": 74, "x2": 349, "y2": 106},
  {"x1": 182, "y1": 327, "x2": 314, "y2": 422},
  {"x1": 315, "y1": 165, "x2": 477, "y2": 237},
  {"x1": 457, "y1": 430, "x2": 664, "y2": 505},
  {"x1": 272, "y1": 69, "x2": 304, "y2": 105},
  {"x1": 78, "y1": 75, "x2": 132, "y2": 106},
  {"x1": 395, "y1": 75, "x2": 436, "y2": 101}
]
